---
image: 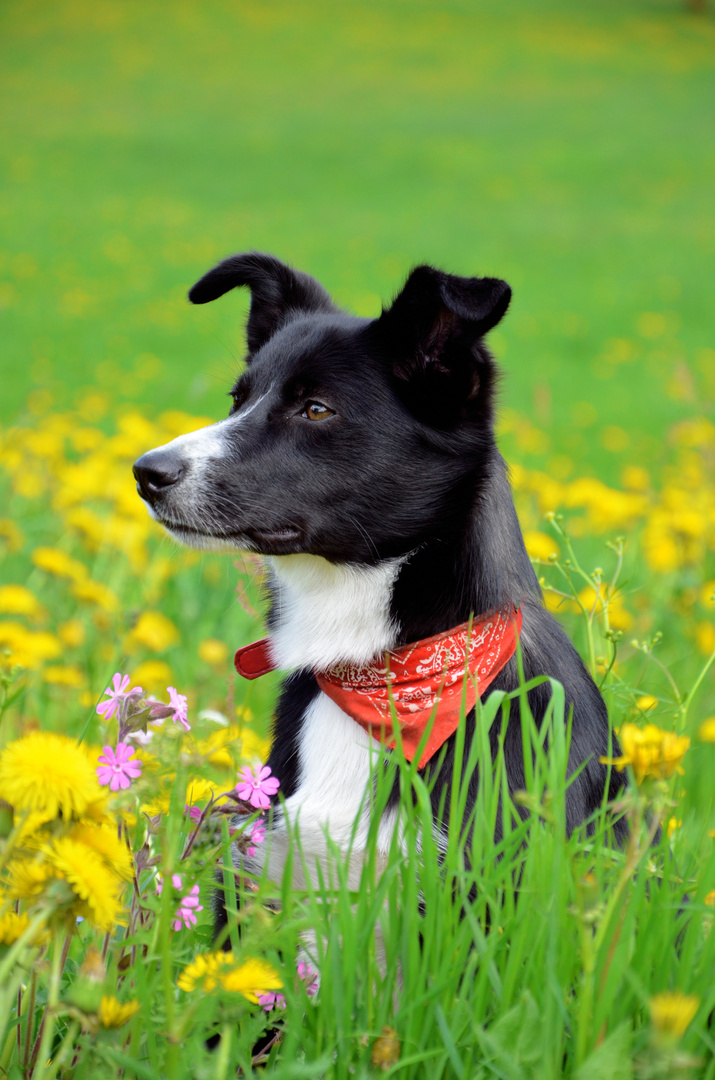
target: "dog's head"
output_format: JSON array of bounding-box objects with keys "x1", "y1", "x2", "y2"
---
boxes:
[{"x1": 133, "y1": 252, "x2": 511, "y2": 563}]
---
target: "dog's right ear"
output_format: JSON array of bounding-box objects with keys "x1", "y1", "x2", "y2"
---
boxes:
[{"x1": 188, "y1": 252, "x2": 335, "y2": 355}]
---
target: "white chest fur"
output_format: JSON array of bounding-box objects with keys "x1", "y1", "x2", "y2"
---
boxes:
[
  {"x1": 258, "y1": 693, "x2": 398, "y2": 890},
  {"x1": 266, "y1": 553, "x2": 404, "y2": 671},
  {"x1": 240, "y1": 552, "x2": 406, "y2": 888}
]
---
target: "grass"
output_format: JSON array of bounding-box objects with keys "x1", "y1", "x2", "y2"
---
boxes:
[{"x1": 0, "y1": 1, "x2": 714, "y2": 1077}]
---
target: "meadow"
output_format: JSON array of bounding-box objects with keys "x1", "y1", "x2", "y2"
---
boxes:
[{"x1": 0, "y1": 1, "x2": 714, "y2": 1077}]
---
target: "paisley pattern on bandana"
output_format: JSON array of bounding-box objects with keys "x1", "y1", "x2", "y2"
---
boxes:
[{"x1": 316, "y1": 608, "x2": 522, "y2": 768}]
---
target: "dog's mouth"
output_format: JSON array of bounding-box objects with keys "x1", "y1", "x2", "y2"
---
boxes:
[{"x1": 156, "y1": 517, "x2": 304, "y2": 554}]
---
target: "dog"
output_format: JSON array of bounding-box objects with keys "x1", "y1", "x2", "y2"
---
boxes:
[{"x1": 133, "y1": 251, "x2": 627, "y2": 933}]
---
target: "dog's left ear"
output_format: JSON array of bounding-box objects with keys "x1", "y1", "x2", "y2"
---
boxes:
[{"x1": 374, "y1": 265, "x2": 511, "y2": 411}]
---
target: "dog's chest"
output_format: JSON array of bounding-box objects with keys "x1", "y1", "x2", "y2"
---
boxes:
[{"x1": 261, "y1": 692, "x2": 397, "y2": 888}]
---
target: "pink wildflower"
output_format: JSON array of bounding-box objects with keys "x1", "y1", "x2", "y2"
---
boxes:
[
  {"x1": 167, "y1": 686, "x2": 190, "y2": 732},
  {"x1": 96, "y1": 673, "x2": 142, "y2": 721},
  {"x1": 96, "y1": 742, "x2": 143, "y2": 791},
  {"x1": 156, "y1": 873, "x2": 203, "y2": 932},
  {"x1": 184, "y1": 804, "x2": 203, "y2": 822},
  {"x1": 245, "y1": 816, "x2": 266, "y2": 857},
  {"x1": 236, "y1": 765, "x2": 280, "y2": 809},
  {"x1": 258, "y1": 992, "x2": 286, "y2": 1013},
  {"x1": 297, "y1": 961, "x2": 318, "y2": 996}
]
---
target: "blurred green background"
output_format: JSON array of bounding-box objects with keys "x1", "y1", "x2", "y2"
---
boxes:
[{"x1": 1, "y1": 0, "x2": 713, "y2": 486}]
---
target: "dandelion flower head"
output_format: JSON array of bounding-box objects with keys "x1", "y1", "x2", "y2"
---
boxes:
[{"x1": 0, "y1": 731, "x2": 101, "y2": 820}]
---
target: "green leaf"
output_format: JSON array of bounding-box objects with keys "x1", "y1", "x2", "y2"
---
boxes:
[{"x1": 574, "y1": 1022, "x2": 632, "y2": 1080}]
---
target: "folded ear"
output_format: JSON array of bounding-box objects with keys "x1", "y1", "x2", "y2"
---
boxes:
[
  {"x1": 375, "y1": 265, "x2": 511, "y2": 414},
  {"x1": 188, "y1": 251, "x2": 335, "y2": 355}
]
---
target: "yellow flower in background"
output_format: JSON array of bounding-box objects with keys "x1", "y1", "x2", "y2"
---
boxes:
[
  {"x1": 601, "y1": 723, "x2": 689, "y2": 785},
  {"x1": 130, "y1": 659, "x2": 173, "y2": 693},
  {"x1": 0, "y1": 623, "x2": 62, "y2": 669},
  {"x1": 695, "y1": 622, "x2": 715, "y2": 657},
  {"x1": 125, "y1": 611, "x2": 178, "y2": 653},
  {"x1": 704, "y1": 890, "x2": 715, "y2": 906},
  {"x1": 0, "y1": 731, "x2": 100, "y2": 820},
  {"x1": 71, "y1": 579, "x2": 119, "y2": 612},
  {"x1": 31, "y1": 546, "x2": 87, "y2": 582},
  {"x1": 58, "y1": 618, "x2": 85, "y2": 648},
  {"x1": 198, "y1": 638, "x2": 229, "y2": 666},
  {"x1": 97, "y1": 996, "x2": 140, "y2": 1028},
  {"x1": 577, "y1": 584, "x2": 633, "y2": 631},
  {"x1": 0, "y1": 518, "x2": 23, "y2": 552},
  {"x1": 699, "y1": 718, "x2": 715, "y2": 742},
  {"x1": 649, "y1": 992, "x2": 699, "y2": 1040},
  {"x1": 701, "y1": 581, "x2": 715, "y2": 608},
  {"x1": 0, "y1": 585, "x2": 44, "y2": 619},
  {"x1": 667, "y1": 817, "x2": 682, "y2": 839},
  {"x1": 219, "y1": 958, "x2": 283, "y2": 1003},
  {"x1": 523, "y1": 530, "x2": 559, "y2": 562},
  {"x1": 178, "y1": 950, "x2": 235, "y2": 992},
  {"x1": 636, "y1": 695, "x2": 659, "y2": 713},
  {"x1": 42, "y1": 664, "x2": 86, "y2": 688}
]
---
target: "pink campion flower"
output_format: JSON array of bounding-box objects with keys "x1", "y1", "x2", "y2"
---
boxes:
[
  {"x1": 174, "y1": 884, "x2": 202, "y2": 931},
  {"x1": 235, "y1": 765, "x2": 280, "y2": 809},
  {"x1": 156, "y1": 873, "x2": 203, "y2": 931},
  {"x1": 245, "y1": 816, "x2": 266, "y2": 857},
  {"x1": 96, "y1": 673, "x2": 143, "y2": 721},
  {"x1": 184, "y1": 804, "x2": 203, "y2": 822},
  {"x1": 297, "y1": 961, "x2": 318, "y2": 997},
  {"x1": 166, "y1": 686, "x2": 190, "y2": 732},
  {"x1": 258, "y1": 992, "x2": 286, "y2": 1013},
  {"x1": 96, "y1": 742, "x2": 143, "y2": 791}
]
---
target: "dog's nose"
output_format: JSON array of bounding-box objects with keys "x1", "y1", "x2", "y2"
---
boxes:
[{"x1": 133, "y1": 448, "x2": 185, "y2": 502}]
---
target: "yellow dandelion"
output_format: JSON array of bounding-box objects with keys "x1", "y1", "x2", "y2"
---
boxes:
[
  {"x1": 198, "y1": 638, "x2": 229, "y2": 666},
  {"x1": 667, "y1": 818, "x2": 682, "y2": 839},
  {"x1": 0, "y1": 518, "x2": 23, "y2": 552},
  {"x1": 0, "y1": 911, "x2": 36, "y2": 946},
  {"x1": 636, "y1": 695, "x2": 658, "y2": 713},
  {"x1": 649, "y1": 992, "x2": 699, "y2": 1040},
  {"x1": 58, "y1": 619, "x2": 85, "y2": 648},
  {"x1": 44, "y1": 836, "x2": 125, "y2": 930},
  {"x1": 177, "y1": 951, "x2": 236, "y2": 992},
  {"x1": 6, "y1": 856, "x2": 56, "y2": 900},
  {"x1": 0, "y1": 732, "x2": 100, "y2": 820},
  {"x1": 71, "y1": 579, "x2": 118, "y2": 612},
  {"x1": 0, "y1": 585, "x2": 44, "y2": 619},
  {"x1": 704, "y1": 890, "x2": 715, "y2": 906},
  {"x1": 31, "y1": 547, "x2": 87, "y2": 582},
  {"x1": 0, "y1": 623, "x2": 62, "y2": 669},
  {"x1": 125, "y1": 611, "x2": 179, "y2": 652},
  {"x1": 699, "y1": 718, "x2": 715, "y2": 742},
  {"x1": 600, "y1": 723, "x2": 689, "y2": 785},
  {"x1": 130, "y1": 659, "x2": 173, "y2": 692},
  {"x1": 42, "y1": 664, "x2": 85, "y2": 688},
  {"x1": 97, "y1": 995, "x2": 140, "y2": 1028},
  {"x1": 219, "y1": 958, "x2": 283, "y2": 1004},
  {"x1": 69, "y1": 822, "x2": 134, "y2": 880},
  {"x1": 695, "y1": 622, "x2": 715, "y2": 657}
]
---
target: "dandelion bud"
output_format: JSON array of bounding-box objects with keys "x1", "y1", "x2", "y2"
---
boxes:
[{"x1": 67, "y1": 946, "x2": 106, "y2": 1013}]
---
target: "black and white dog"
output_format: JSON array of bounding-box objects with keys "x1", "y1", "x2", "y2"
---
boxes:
[{"x1": 133, "y1": 252, "x2": 626, "y2": 903}]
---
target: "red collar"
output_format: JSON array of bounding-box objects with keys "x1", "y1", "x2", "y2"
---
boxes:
[{"x1": 235, "y1": 608, "x2": 522, "y2": 769}]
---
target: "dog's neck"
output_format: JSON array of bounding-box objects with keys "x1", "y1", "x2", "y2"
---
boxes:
[
  {"x1": 266, "y1": 554, "x2": 405, "y2": 671},
  {"x1": 265, "y1": 456, "x2": 539, "y2": 673}
]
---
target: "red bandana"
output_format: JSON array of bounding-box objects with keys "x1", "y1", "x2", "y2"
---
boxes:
[{"x1": 235, "y1": 608, "x2": 522, "y2": 769}]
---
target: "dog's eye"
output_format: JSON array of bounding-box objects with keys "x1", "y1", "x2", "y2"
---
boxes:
[
  {"x1": 229, "y1": 388, "x2": 248, "y2": 415},
  {"x1": 302, "y1": 402, "x2": 334, "y2": 422}
]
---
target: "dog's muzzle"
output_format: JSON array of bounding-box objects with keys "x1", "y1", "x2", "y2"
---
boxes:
[{"x1": 133, "y1": 448, "x2": 185, "y2": 505}]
